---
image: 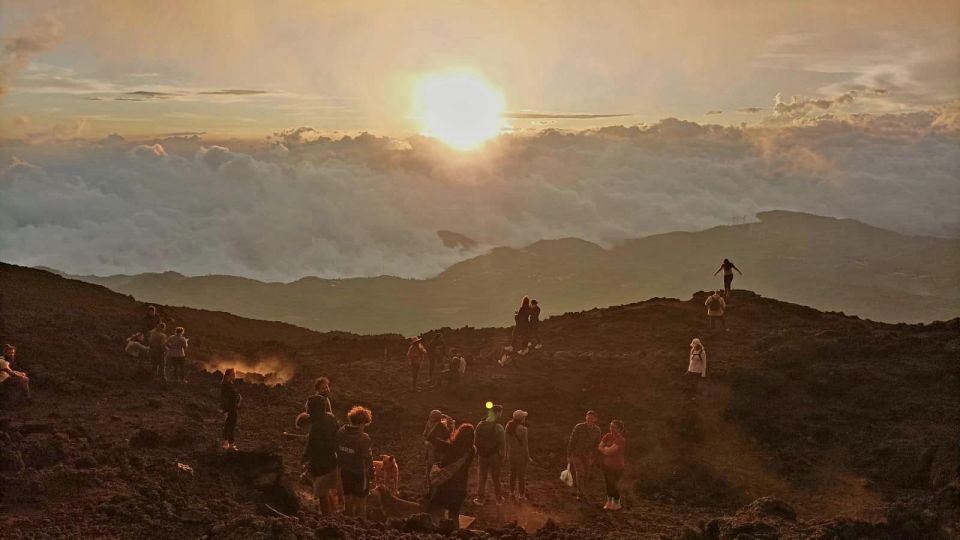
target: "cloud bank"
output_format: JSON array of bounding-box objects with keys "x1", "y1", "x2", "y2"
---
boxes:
[{"x1": 1, "y1": 105, "x2": 958, "y2": 281}]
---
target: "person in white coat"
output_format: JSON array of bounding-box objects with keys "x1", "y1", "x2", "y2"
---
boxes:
[{"x1": 686, "y1": 338, "x2": 707, "y2": 400}]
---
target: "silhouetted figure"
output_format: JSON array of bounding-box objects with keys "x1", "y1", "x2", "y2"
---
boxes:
[
  {"x1": 529, "y1": 300, "x2": 542, "y2": 349},
  {"x1": 337, "y1": 405, "x2": 374, "y2": 518},
  {"x1": 686, "y1": 338, "x2": 707, "y2": 400},
  {"x1": 427, "y1": 333, "x2": 447, "y2": 388},
  {"x1": 567, "y1": 410, "x2": 601, "y2": 500},
  {"x1": 148, "y1": 322, "x2": 168, "y2": 381},
  {"x1": 714, "y1": 259, "x2": 742, "y2": 296},
  {"x1": 429, "y1": 423, "x2": 476, "y2": 527},
  {"x1": 513, "y1": 297, "x2": 533, "y2": 352},
  {"x1": 407, "y1": 337, "x2": 426, "y2": 392},
  {"x1": 165, "y1": 326, "x2": 189, "y2": 383},
  {"x1": 140, "y1": 305, "x2": 161, "y2": 339},
  {"x1": 220, "y1": 368, "x2": 241, "y2": 450},
  {"x1": 0, "y1": 345, "x2": 31, "y2": 403},
  {"x1": 598, "y1": 419, "x2": 626, "y2": 511},
  {"x1": 306, "y1": 376, "x2": 333, "y2": 419},
  {"x1": 705, "y1": 290, "x2": 727, "y2": 331},
  {"x1": 301, "y1": 396, "x2": 339, "y2": 516},
  {"x1": 506, "y1": 409, "x2": 531, "y2": 501},
  {"x1": 473, "y1": 404, "x2": 505, "y2": 506}
]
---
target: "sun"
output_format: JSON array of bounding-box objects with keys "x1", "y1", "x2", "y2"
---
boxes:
[{"x1": 414, "y1": 73, "x2": 505, "y2": 150}]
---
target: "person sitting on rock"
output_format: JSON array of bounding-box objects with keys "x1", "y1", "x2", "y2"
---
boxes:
[
  {"x1": 337, "y1": 405, "x2": 374, "y2": 518},
  {"x1": 302, "y1": 396, "x2": 340, "y2": 515},
  {"x1": 0, "y1": 344, "x2": 31, "y2": 403},
  {"x1": 125, "y1": 333, "x2": 149, "y2": 358},
  {"x1": 164, "y1": 326, "x2": 189, "y2": 383},
  {"x1": 220, "y1": 368, "x2": 241, "y2": 451},
  {"x1": 705, "y1": 290, "x2": 727, "y2": 331}
]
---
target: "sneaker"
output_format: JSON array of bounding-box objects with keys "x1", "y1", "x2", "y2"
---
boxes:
[
  {"x1": 495, "y1": 498, "x2": 503, "y2": 506},
  {"x1": 534, "y1": 344, "x2": 543, "y2": 350},
  {"x1": 602, "y1": 498, "x2": 612, "y2": 510},
  {"x1": 610, "y1": 500, "x2": 622, "y2": 511},
  {"x1": 472, "y1": 498, "x2": 484, "y2": 507},
  {"x1": 229, "y1": 444, "x2": 238, "y2": 452},
  {"x1": 220, "y1": 440, "x2": 230, "y2": 450}
]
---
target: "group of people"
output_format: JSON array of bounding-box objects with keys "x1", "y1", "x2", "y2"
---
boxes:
[
  {"x1": 406, "y1": 333, "x2": 467, "y2": 392},
  {"x1": 125, "y1": 306, "x2": 190, "y2": 383},
  {"x1": 511, "y1": 297, "x2": 542, "y2": 353}
]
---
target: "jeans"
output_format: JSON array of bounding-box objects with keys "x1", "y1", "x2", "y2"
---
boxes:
[
  {"x1": 509, "y1": 460, "x2": 527, "y2": 496},
  {"x1": 223, "y1": 409, "x2": 238, "y2": 443},
  {"x1": 153, "y1": 354, "x2": 166, "y2": 380},
  {"x1": 477, "y1": 455, "x2": 503, "y2": 500},
  {"x1": 169, "y1": 357, "x2": 185, "y2": 382},
  {"x1": 570, "y1": 456, "x2": 593, "y2": 495},
  {"x1": 602, "y1": 465, "x2": 622, "y2": 500}
]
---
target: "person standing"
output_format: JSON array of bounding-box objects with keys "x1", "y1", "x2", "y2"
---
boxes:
[
  {"x1": 567, "y1": 410, "x2": 602, "y2": 500},
  {"x1": 506, "y1": 409, "x2": 531, "y2": 501},
  {"x1": 472, "y1": 404, "x2": 505, "y2": 506},
  {"x1": 687, "y1": 338, "x2": 707, "y2": 400},
  {"x1": 427, "y1": 333, "x2": 447, "y2": 388},
  {"x1": 302, "y1": 397, "x2": 341, "y2": 516},
  {"x1": 164, "y1": 326, "x2": 189, "y2": 383},
  {"x1": 306, "y1": 376, "x2": 333, "y2": 418},
  {"x1": 407, "y1": 337, "x2": 427, "y2": 392},
  {"x1": 148, "y1": 322, "x2": 169, "y2": 381},
  {"x1": 429, "y1": 423, "x2": 477, "y2": 527},
  {"x1": 512, "y1": 297, "x2": 533, "y2": 353},
  {"x1": 220, "y1": 368, "x2": 241, "y2": 450},
  {"x1": 140, "y1": 305, "x2": 161, "y2": 339},
  {"x1": 529, "y1": 300, "x2": 543, "y2": 349},
  {"x1": 336, "y1": 405, "x2": 374, "y2": 518},
  {"x1": 705, "y1": 290, "x2": 727, "y2": 331},
  {"x1": 423, "y1": 409, "x2": 449, "y2": 493},
  {"x1": 713, "y1": 259, "x2": 742, "y2": 296},
  {"x1": 598, "y1": 419, "x2": 627, "y2": 511},
  {"x1": 0, "y1": 345, "x2": 31, "y2": 402}
]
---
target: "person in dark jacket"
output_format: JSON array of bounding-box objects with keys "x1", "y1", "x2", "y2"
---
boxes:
[
  {"x1": 407, "y1": 337, "x2": 427, "y2": 392},
  {"x1": 506, "y1": 409, "x2": 531, "y2": 501},
  {"x1": 423, "y1": 410, "x2": 452, "y2": 494},
  {"x1": 141, "y1": 305, "x2": 161, "y2": 338},
  {"x1": 148, "y1": 322, "x2": 168, "y2": 381},
  {"x1": 337, "y1": 405, "x2": 374, "y2": 518},
  {"x1": 427, "y1": 333, "x2": 447, "y2": 388},
  {"x1": 512, "y1": 297, "x2": 533, "y2": 353},
  {"x1": 598, "y1": 419, "x2": 627, "y2": 511},
  {"x1": 472, "y1": 404, "x2": 505, "y2": 506},
  {"x1": 429, "y1": 423, "x2": 476, "y2": 526},
  {"x1": 306, "y1": 376, "x2": 333, "y2": 418},
  {"x1": 567, "y1": 410, "x2": 602, "y2": 500},
  {"x1": 220, "y1": 368, "x2": 241, "y2": 450},
  {"x1": 302, "y1": 397, "x2": 340, "y2": 515},
  {"x1": 529, "y1": 300, "x2": 542, "y2": 349}
]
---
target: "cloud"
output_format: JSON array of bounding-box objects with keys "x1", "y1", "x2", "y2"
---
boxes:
[
  {"x1": 124, "y1": 90, "x2": 181, "y2": 99},
  {"x1": 705, "y1": 110, "x2": 723, "y2": 115},
  {"x1": 0, "y1": 108, "x2": 957, "y2": 281},
  {"x1": 23, "y1": 119, "x2": 86, "y2": 145},
  {"x1": 738, "y1": 107, "x2": 766, "y2": 114},
  {"x1": 198, "y1": 89, "x2": 271, "y2": 95},
  {"x1": 505, "y1": 112, "x2": 632, "y2": 120},
  {"x1": 0, "y1": 16, "x2": 64, "y2": 96}
]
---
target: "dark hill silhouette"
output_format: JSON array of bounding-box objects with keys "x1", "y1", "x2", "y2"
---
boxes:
[
  {"x1": 0, "y1": 262, "x2": 956, "y2": 538},
  {"x1": 46, "y1": 211, "x2": 960, "y2": 335}
]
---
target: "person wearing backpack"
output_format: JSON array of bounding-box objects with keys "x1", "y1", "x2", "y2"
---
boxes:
[
  {"x1": 472, "y1": 404, "x2": 505, "y2": 506},
  {"x1": 705, "y1": 290, "x2": 727, "y2": 331},
  {"x1": 687, "y1": 338, "x2": 707, "y2": 401}
]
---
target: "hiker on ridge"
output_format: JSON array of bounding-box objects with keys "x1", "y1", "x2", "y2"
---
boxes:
[
  {"x1": 302, "y1": 396, "x2": 340, "y2": 515},
  {"x1": 473, "y1": 404, "x2": 505, "y2": 506},
  {"x1": 0, "y1": 345, "x2": 31, "y2": 403},
  {"x1": 148, "y1": 322, "x2": 169, "y2": 381},
  {"x1": 714, "y1": 259, "x2": 742, "y2": 296},
  {"x1": 220, "y1": 368, "x2": 241, "y2": 450},
  {"x1": 337, "y1": 405, "x2": 375, "y2": 518},
  {"x1": 141, "y1": 305, "x2": 161, "y2": 339},
  {"x1": 513, "y1": 296, "x2": 533, "y2": 353},
  {"x1": 506, "y1": 409, "x2": 532, "y2": 502},
  {"x1": 164, "y1": 326, "x2": 189, "y2": 383},
  {"x1": 705, "y1": 290, "x2": 727, "y2": 331},
  {"x1": 567, "y1": 410, "x2": 602, "y2": 500},
  {"x1": 687, "y1": 338, "x2": 707, "y2": 400},
  {"x1": 429, "y1": 422, "x2": 477, "y2": 527},
  {"x1": 529, "y1": 300, "x2": 543, "y2": 350},
  {"x1": 407, "y1": 337, "x2": 427, "y2": 392},
  {"x1": 598, "y1": 419, "x2": 626, "y2": 511}
]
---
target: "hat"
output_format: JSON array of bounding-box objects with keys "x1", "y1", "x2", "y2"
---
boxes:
[
  {"x1": 428, "y1": 409, "x2": 443, "y2": 422},
  {"x1": 690, "y1": 338, "x2": 703, "y2": 348},
  {"x1": 512, "y1": 409, "x2": 528, "y2": 422},
  {"x1": 412, "y1": 336, "x2": 422, "y2": 343},
  {"x1": 585, "y1": 410, "x2": 598, "y2": 417}
]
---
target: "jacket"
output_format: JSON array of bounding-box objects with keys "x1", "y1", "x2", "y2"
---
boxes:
[
  {"x1": 567, "y1": 422, "x2": 601, "y2": 458},
  {"x1": 475, "y1": 419, "x2": 505, "y2": 458},
  {"x1": 303, "y1": 411, "x2": 340, "y2": 475},
  {"x1": 336, "y1": 424, "x2": 373, "y2": 474},
  {"x1": 506, "y1": 422, "x2": 530, "y2": 464},
  {"x1": 688, "y1": 348, "x2": 707, "y2": 376},
  {"x1": 220, "y1": 380, "x2": 241, "y2": 412},
  {"x1": 164, "y1": 335, "x2": 188, "y2": 358},
  {"x1": 598, "y1": 432, "x2": 626, "y2": 470}
]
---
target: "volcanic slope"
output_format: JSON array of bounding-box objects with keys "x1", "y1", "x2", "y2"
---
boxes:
[{"x1": 0, "y1": 262, "x2": 957, "y2": 539}]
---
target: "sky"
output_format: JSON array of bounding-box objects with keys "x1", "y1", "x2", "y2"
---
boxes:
[{"x1": 0, "y1": 0, "x2": 958, "y2": 280}]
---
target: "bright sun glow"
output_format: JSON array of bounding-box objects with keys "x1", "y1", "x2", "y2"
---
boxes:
[{"x1": 414, "y1": 73, "x2": 505, "y2": 150}]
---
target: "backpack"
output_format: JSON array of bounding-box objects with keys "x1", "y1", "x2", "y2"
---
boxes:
[
  {"x1": 707, "y1": 295, "x2": 721, "y2": 309},
  {"x1": 475, "y1": 421, "x2": 500, "y2": 457},
  {"x1": 455, "y1": 356, "x2": 466, "y2": 374}
]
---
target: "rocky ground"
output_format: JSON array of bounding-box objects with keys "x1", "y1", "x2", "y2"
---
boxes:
[{"x1": 0, "y1": 262, "x2": 957, "y2": 539}]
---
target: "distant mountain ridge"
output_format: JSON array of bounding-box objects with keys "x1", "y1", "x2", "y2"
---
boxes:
[{"x1": 40, "y1": 210, "x2": 960, "y2": 334}]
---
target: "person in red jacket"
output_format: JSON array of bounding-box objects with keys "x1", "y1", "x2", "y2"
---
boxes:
[{"x1": 597, "y1": 419, "x2": 626, "y2": 511}]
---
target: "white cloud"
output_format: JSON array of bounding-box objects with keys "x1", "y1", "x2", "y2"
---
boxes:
[{"x1": 1, "y1": 106, "x2": 958, "y2": 281}]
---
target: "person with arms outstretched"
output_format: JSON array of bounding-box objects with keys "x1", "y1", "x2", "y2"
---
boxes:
[{"x1": 714, "y1": 259, "x2": 742, "y2": 296}]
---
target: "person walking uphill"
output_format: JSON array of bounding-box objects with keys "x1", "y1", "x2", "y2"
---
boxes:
[
  {"x1": 302, "y1": 396, "x2": 340, "y2": 515},
  {"x1": 714, "y1": 259, "x2": 742, "y2": 296},
  {"x1": 506, "y1": 409, "x2": 532, "y2": 501},
  {"x1": 529, "y1": 300, "x2": 543, "y2": 349},
  {"x1": 567, "y1": 410, "x2": 602, "y2": 500},
  {"x1": 686, "y1": 338, "x2": 707, "y2": 400},
  {"x1": 598, "y1": 419, "x2": 626, "y2": 511},
  {"x1": 148, "y1": 322, "x2": 168, "y2": 381},
  {"x1": 220, "y1": 368, "x2": 241, "y2": 450},
  {"x1": 164, "y1": 327, "x2": 189, "y2": 383},
  {"x1": 407, "y1": 337, "x2": 427, "y2": 392},
  {"x1": 473, "y1": 404, "x2": 505, "y2": 506},
  {"x1": 705, "y1": 290, "x2": 727, "y2": 331},
  {"x1": 429, "y1": 423, "x2": 476, "y2": 526},
  {"x1": 337, "y1": 405, "x2": 374, "y2": 518}
]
